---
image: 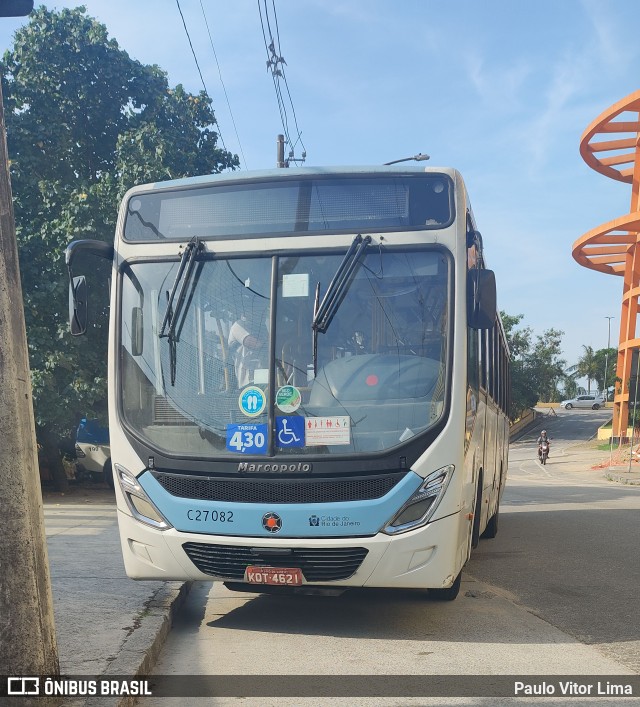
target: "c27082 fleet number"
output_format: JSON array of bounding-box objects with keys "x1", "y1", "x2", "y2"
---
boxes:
[{"x1": 186, "y1": 509, "x2": 234, "y2": 523}]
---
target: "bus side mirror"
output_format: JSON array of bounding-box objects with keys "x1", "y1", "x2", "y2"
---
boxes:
[
  {"x1": 467, "y1": 268, "x2": 496, "y2": 330},
  {"x1": 65, "y1": 239, "x2": 114, "y2": 337},
  {"x1": 69, "y1": 276, "x2": 88, "y2": 336},
  {"x1": 0, "y1": 1, "x2": 34, "y2": 17},
  {"x1": 131, "y1": 307, "x2": 144, "y2": 356}
]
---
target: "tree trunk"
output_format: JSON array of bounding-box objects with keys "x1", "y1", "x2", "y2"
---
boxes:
[{"x1": 0, "y1": 74, "x2": 59, "y2": 681}]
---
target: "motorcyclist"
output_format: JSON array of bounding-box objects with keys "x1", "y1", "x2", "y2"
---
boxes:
[{"x1": 537, "y1": 430, "x2": 551, "y2": 460}]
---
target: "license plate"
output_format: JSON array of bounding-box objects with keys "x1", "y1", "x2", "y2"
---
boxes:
[{"x1": 245, "y1": 566, "x2": 304, "y2": 586}]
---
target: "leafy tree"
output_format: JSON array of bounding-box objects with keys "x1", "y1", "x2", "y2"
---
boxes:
[
  {"x1": 576, "y1": 345, "x2": 599, "y2": 393},
  {"x1": 501, "y1": 312, "x2": 567, "y2": 418},
  {"x1": 500, "y1": 312, "x2": 531, "y2": 359},
  {"x1": 1, "y1": 6, "x2": 238, "y2": 488},
  {"x1": 565, "y1": 346, "x2": 617, "y2": 399},
  {"x1": 501, "y1": 313, "x2": 537, "y2": 418},
  {"x1": 593, "y1": 347, "x2": 617, "y2": 398},
  {"x1": 562, "y1": 374, "x2": 579, "y2": 400},
  {"x1": 528, "y1": 327, "x2": 566, "y2": 402}
]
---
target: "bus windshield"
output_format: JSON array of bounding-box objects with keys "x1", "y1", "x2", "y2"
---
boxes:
[{"x1": 120, "y1": 247, "x2": 449, "y2": 458}]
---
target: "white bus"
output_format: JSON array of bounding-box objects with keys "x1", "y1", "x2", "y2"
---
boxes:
[{"x1": 67, "y1": 166, "x2": 509, "y2": 600}]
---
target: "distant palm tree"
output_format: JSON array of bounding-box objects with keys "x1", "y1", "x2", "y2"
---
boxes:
[
  {"x1": 577, "y1": 345, "x2": 599, "y2": 393},
  {"x1": 562, "y1": 370, "x2": 579, "y2": 399}
]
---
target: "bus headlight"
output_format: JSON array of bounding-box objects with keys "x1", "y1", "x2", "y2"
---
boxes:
[
  {"x1": 383, "y1": 465, "x2": 454, "y2": 535},
  {"x1": 115, "y1": 465, "x2": 173, "y2": 530}
]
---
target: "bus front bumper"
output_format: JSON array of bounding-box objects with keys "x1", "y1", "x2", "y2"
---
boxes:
[{"x1": 116, "y1": 508, "x2": 463, "y2": 590}]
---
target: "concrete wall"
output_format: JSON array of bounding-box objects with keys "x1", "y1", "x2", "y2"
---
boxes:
[{"x1": 509, "y1": 408, "x2": 539, "y2": 440}]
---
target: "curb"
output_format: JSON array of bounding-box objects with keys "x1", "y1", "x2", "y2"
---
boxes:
[
  {"x1": 83, "y1": 581, "x2": 192, "y2": 707},
  {"x1": 604, "y1": 471, "x2": 640, "y2": 486}
]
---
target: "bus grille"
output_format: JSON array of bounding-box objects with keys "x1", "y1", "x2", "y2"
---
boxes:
[
  {"x1": 182, "y1": 543, "x2": 369, "y2": 581},
  {"x1": 152, "y1": 471, "x2": 406, "y2": 504}
]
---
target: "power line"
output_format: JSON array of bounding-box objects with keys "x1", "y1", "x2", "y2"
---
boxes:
[
  {"x1": 199, "y1": 0, "x2": 248, "y2": 169},
  {"x1": 270, "y1": 0, "x2": 305, "y2": 156},
  {"x1": 258, "y1": 0, "x2": 306, "y2": 166},
  {"x1": 259, "y1": 3, "x2": 290, "y2": 144},
  {"x1": 267, "y1": 0, "x2": 306, "y2": 159},
  {"x1": 175, "y1": 0, "x2": 228, "y2": 154}
]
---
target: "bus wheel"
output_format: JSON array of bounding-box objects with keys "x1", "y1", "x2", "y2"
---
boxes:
[
  {"x1": 482, "y1": 503, "x2": 499, "y2": 539},
  {"x1": 429, "y1": 571, "x2": 462, "y2": 601},
  {"x1": 104, "y1": 459, "x2": 114, "y2": 490},
  {"x1": 482, "y1": 472, "x2": 501, "y2": 539}
]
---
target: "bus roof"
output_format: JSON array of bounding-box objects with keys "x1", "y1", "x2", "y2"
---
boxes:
[{"x1": 129, "y1": 165, "x2": 462, "y2": 196}]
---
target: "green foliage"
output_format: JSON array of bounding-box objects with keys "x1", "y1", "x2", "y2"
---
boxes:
[
  {"x1": 565, "y1": 346, "x2": 617, "y2": 399},
  {"x1": 593, "y1": 347, "x2": 617, "y2": 396},
  {"x1": 1, "y1": 6, "x2": 238, "y2": 445},
  {"x1": 576, "y1": 345, "x2": 598, "y2": 393},
  {"x1": 501, "y1": 313, "x2": 537, "y2": 418},
  {"x1": 563, "y1": 375, "x2": 579, "y2": 400},
  {"x1": 501, "y1": 311, "x2": 567, "y2": 419},
  {"x1": 529, "y1": 327, "x2": 566, "y2": 402},
  {"x1": 628, "y1": 406, "x2": 640, "y2": 429}
]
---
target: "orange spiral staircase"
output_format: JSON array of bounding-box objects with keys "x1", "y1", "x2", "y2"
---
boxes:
[{"x1": 573, "y1": 90, "x2": 640, "y2": 438}]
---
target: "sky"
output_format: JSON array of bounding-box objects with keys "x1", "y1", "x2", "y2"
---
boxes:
[{"x1": 1, "y1": 0, "x2": 638, "y2": 378}]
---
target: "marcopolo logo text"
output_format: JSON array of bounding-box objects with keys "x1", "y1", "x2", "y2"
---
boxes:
[{"x1": 238, "y1": 462, "x2": 312, "y2": 473}]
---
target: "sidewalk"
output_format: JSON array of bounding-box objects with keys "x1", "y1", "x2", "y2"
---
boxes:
[
  {"x1": 517, "y1": 408, "x2": 640, "y2": 485},
  {"x1": 540, "y1": 440, "x2": 640, "y2": 485},
  {"x1": 42, "y1": 485, "x2": 190, "y2": 706},
  {"x1": 566, "y1": 437, "x2": 640, "y2": 485}
]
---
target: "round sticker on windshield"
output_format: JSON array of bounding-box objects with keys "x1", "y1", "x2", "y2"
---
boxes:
[
  {"x1": 276, "y1": 385, "x2": 301, "y2": 413},
  {"x1": 239, "y1": 386, "x2": 266, "y2": 417}
]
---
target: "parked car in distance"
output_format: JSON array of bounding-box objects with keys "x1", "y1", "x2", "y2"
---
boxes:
[
  {"x1": 75, "y1": 418, "x2": 112, "y2": 488},
  {"x1": 559, "y1": 394, "x2": 606, "y2": 410}
]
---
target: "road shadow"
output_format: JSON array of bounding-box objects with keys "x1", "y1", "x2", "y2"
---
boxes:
[{"x1": 467, "y1": 509, "x2": 640, "y2": 658}]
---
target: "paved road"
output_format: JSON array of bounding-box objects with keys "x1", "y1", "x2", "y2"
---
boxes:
[
  {"x1": 138, "y1": 408, "x2": 640, "y2": 706},
  {"x1": 468, "y1": 408, "x2": 640, "y2": 674}
]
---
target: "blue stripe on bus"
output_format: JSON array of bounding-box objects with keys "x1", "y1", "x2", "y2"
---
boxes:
[{"x1": 137, "y1": 470, "x2": 423, "y2": 538}]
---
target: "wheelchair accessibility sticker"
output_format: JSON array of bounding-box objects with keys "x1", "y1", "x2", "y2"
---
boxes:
[
  {"x1": 276, "y1": 416, "x2": 305, "y2": 448},
  {"x1": 238, "y1": 386, "x2": 266, "y2": 417}
]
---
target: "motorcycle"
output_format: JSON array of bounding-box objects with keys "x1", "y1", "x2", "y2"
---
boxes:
[{"x1": 538, "y1": 440, "x2": 550, "y2": 465}]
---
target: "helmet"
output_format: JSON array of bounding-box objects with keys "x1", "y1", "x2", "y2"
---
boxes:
[{"x1": 541, "y1": 430, "x2": 547, "y2": 435}]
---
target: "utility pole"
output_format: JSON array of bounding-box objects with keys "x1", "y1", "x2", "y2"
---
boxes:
[
  {"x1": 0, "y1": 0, "x2": 60, "y2": 684},
  {"x1": 276, "y1": 134, "x2": 286, "y2": 168}
]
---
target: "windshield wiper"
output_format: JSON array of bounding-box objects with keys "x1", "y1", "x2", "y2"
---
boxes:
[
  {"x1": 311, "y1": 234, "x2": 371, "y2": 374},
  {"x1": 159, "y1": 237, "x2": 205, "y2": 385}
]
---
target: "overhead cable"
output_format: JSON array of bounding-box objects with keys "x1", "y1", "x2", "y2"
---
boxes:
[
  {"x1": 199, "y1": 0, "x2": 248, "y2": 169},
  {"x1": 175, "y1": 0, "x2": 229, "y2": 153},
  {"x1": 258, "y1": 0, "x2": 306, "y2": 165}
]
